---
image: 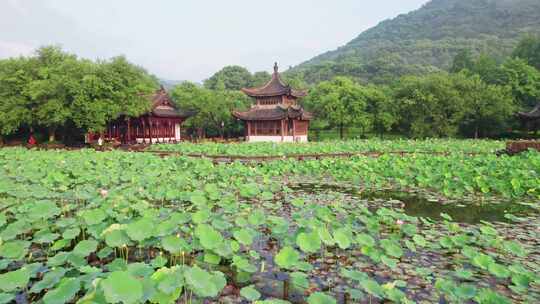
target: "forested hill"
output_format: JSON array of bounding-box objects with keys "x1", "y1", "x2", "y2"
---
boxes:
[{"x1": 288, "y1": 0, "x2": 540, "y2": 84}]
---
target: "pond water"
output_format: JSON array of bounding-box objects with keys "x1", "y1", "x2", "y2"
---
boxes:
[{"x1": 289, "y1": 183, "x2": 538, "y2": 224}]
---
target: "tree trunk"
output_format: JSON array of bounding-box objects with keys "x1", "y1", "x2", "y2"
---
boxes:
[
  {"x1": 339, "y1": 123, "x2": 344, "y2": 139},
  {"x1": 474, "y1": 125, "x2": 479, "y2": 139},
  {"x1": 48, "y1": 127, "x2": 57, "y2": 143},
  {"x1": 0, "y1": 134, "x2": 3, "y2": 146}
]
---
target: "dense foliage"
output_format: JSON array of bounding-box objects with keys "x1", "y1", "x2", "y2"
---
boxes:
[
  {"x1": 288, "y1": 0, "x2": 540, "y2": 84},
  {"x1": 0, "y1": 142, "x2": 538, "y2": 303},
  {"x1": 153, "y1": 139, "x2": 504, "y2": 155},
  {"x1": 0, "y1": 46, "x2": 157, "y2": 143}
]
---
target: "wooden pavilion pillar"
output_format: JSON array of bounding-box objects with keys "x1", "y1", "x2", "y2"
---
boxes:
[
  {"x1": 247, "y1": 121, "x2": 251, "y2": 141},
  {"x1": 280, "y1": 120, "x2": 284, "y2": 142},
  {"x1": 141, "y1": 120, "x2": 146, "y2": 144},
  {"x1": 292, "y1": 119, "x2": 296, "y2": 141},
  {"x1": 148, "y1": 118, "x2": 153, "y2": 144},
  {"x1": 126, "y1": 119, "x2": 131, "y2": 144}
]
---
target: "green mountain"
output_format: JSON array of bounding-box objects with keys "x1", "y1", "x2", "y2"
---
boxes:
[{"x1": 289, "y1": 0, "x2": 540, "y2": 84}]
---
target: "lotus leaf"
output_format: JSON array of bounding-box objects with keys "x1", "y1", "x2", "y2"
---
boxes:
[
  {"x1": 43, "y1": 277, "x2": 81, "y2": 304},
  {"x1": 240, "y1": 285, "x2": 261, "y2": 301},
  {"x1": 0, "y1": 267, "x2": 29, "y2": 292},
  {"x1": 307, "y1": 292, "x2": 337, "y2": 304},
  {"x1": 184, "y1": 265, "x2": 226, "y2": 298},
  {"x1": 275, "y1": 246, "x2": 300, "y2": 270},
  {"x1": 102, "y1": 271, "x2": 143, "y2": 304}
]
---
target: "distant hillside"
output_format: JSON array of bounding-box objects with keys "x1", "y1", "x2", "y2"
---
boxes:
[{"x1": 289, "y1": 0, "x2": 540, "y2": 84}]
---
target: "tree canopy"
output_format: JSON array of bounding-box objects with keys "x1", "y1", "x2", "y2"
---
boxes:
[{"x1": 0, "y1": 46, "x2": 157, "y2": 143}]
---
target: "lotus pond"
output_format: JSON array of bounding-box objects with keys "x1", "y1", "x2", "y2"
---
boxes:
[
  {"x1": 151, "y1": 139, "x2": 504, "y2": 156},
  {"x1": 0, "y1": 144, "x2": 539, "y2": 304}
]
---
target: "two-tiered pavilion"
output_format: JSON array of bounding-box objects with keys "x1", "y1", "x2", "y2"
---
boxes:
[{"x1": 233, "y1": 63, "x2": 312, "y2": 142}]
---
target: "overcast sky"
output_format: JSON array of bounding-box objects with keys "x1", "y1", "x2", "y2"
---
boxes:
[{"x1": 1, "y1": 0, "x2": 429, "y2": 82}]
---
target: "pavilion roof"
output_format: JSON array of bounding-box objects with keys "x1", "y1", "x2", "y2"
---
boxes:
[
  {"x1": 517, "y1": 103, "x2": 540, "y2": 120},
  {"x1": 241, "y1": 63, "x2": 307, "y2": 98},
  {"x1": 232, "y1": 104, "x2": 312, "y2": 121},
  {"x1": 149, "y1": 87, "x2": 194, "y2": 119}
]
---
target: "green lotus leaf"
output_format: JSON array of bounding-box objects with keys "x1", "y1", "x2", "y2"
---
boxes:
[
  {"x1": 204, "y1": 253, "x2": 221, "y2": 265},
  {"x1": 454, "y1": 268, "x2": 474, "y2": 280},
  {"x1": 454, "y1": 284, "x2": 477, "y2": 299},
  {"x1": 102, "y1": 271, "x2": 143, "y2": 304},
  {"x1": 474, "y1": 289, "x2": 511, "y2": 304},
  {"x1": 126, "y1": 218, "x2": 155, "y2": 241},
  {"x1": 62, "y1": 228, "x2": 80, "y2": 240},
  {"x1": 0, "y1": 293, "x2": 14, "y2": 304},
  {"x1": 488, "y1": 263, "x2": 510, "y2": 278},
  {"x1": 105, "y1": 230, "x2": 130, "y2": 248},
  {"x1": 275, "y1": 246, "x2": 300, "y2": 270},
  {"x1": 151, "y1": 266, "x2": 183, "y2": 295},
  {"x1": 192, "y1": 209, "x2": 211, "y2": 224},
  {"x1": 190, "y1": 194, "x2": 207, "y2": 205},
  {"x1": 380, "y1": 239, "x2": 403, "y2": 258},
  {"x1": 333, "y1": 228, "x2": 352, "y2": 249},
  {"x1": 161, "y1": 235, "x2": 186, "y2": 254},
  {"x1": 380, "y1": 255, "x2": 398, "y2": 270},
  {"x1": 503, "y1": 241, "x2": 526, "y2": 257},
  {"x1": 341, "y1": 269, "x2": 368, "y2": 282},
  {"x1": 233, "y1": 229, "x2": 255, "y2": 246},
  {"x1": 73, "y1": 240, "x2": 98, "y2": 257},
  {"x1": 0, "y1": 267, "x2": 30, "y2": 292},
  {"x1": 290, "y1": 272, "x2": 309, "y2": 291},
  {"x1": 232, "y1": 256, "x2": 257, "y2": 273},
  {"x1": 28, "y1": 201, "x2": 60, "y2": 220},
  {"x1": 184, "y1": 266, "x2": 226, "y2": 298},
  {"x1": 360, "y1": 279, "x2": 384, "y2": 298},
  {"x1": 296, "y1": 231, "x2": 321, "y2": 253},
  {"x1": 81, "y1": 209, "x2": 107, "y2": 226},
  {"x1": 30, "y1": 268, "x2": 67, "y2": 294},
  {"x1": 356, "y1": 233, "x2": 375, "y2": 247},
  {"x1": 0, "y1": 241, "x2": 29, "y2": 260},
  {"x1": 472, "y1": 253, "x2": 494, "y2": 270},
  {"x1": 43, "y1": 277, "x2": 81, "y2": 304},
  {"x1": 248, "y1": 210, "x2": 265, "y2": 226},
  {"x1": 307, "y1": 292, "x2": 336, "y2": 304},
  {"x1": 412, "y1": 234, "x2": 426, "y2": 247},
  {"x1": 240, "y1": 285, "x2": 261, "y2": 301},
  {"x1": 195, "y1": 224, "x2": 223, "y2": 250},
  {"x1": 317, "y1": 227, "x2": 335, "y2": 246}
]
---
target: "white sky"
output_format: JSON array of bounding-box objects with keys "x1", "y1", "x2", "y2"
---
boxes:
[{"x1": 1, "y1": 0, "x2": 429, "y2": 82}]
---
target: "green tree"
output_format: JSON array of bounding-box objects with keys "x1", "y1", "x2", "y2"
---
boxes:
[
  {"x1": 364, "y1": 86, "x2": 396, "y2": 138},
  {"x1": 25, "y1": 46, "x2": 81, "y2": 142},
  {"x1": 251, "y1": 71, "x2": 271, "y2": 87},
  {"x1": 453, "y1": 73, "x2": 515, "y2": 138},
  {"x1": 450, "y1": 49, "x2": 475, "y2": 73},
  {"x1": 171, "y1": 83, "x2": 249, "y2": 138},
  {"x1": 71, "y1": 56, "x2": 157, "y2": 133},
  {"x1": 204, "y1": 66, "x2": 254, "y2": 91},
  {"x1": 393, "y1": 73, "x2": 466, "y2": 138},
  {"x1": 0, "y1": 57, "x2": 33, "y2": 143},
  {"x1": 304, "y1": 77, "x2": 371, "y2": 139},
  {"x1": 513, "y1": 35, "x2": 540, "y2": 70},
  {"x1": 497, "y1": 58, "x2": 540, "y2": 109}
]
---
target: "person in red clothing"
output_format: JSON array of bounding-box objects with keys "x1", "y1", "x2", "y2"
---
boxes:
[{"x1": 28, "y1": 134, "x2": 36, "y2": 146}]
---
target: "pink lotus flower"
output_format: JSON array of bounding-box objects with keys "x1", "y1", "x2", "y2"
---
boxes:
[
  {"x1": 99, "y1": 189, "x2": 108, "y2": 198},
  {"x1": 396, "y1": 219, "x2": 404, "y2": 226}
]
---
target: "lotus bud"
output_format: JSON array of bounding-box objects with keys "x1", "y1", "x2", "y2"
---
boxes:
[{"x1": 99, "y1": 189, "x2": 108, "y2": 197}]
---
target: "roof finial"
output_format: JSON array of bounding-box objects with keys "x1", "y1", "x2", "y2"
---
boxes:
[{"x1": 274, "y1": 62, "x2": 279, "y2": 74}]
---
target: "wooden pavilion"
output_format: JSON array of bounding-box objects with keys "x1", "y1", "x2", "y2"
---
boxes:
[
  {"x1": 233, "y1": 63, "x2": 312, "y2": 142},
  {"x1": 88, "y1": 87, "x2": 193, "y2": 144},
  {"x1": 517, "y1": 103, "x2": 540, "y2": 133}
]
